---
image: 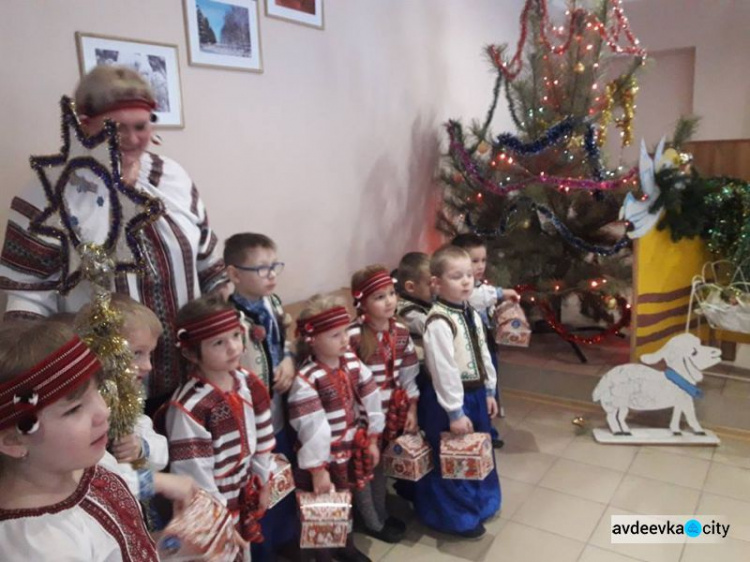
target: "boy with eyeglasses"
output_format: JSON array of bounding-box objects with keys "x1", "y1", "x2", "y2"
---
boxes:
[{"x1": 223, "y1": 232, "x2": 298, "y2": 562}]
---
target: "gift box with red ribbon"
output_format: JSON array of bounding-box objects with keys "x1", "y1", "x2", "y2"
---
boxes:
[
  {"x1": 157, "y1": 489, "x2": 244, "y2": 561},
  {"x1": 297, "y1": 490, "x2": 352, "y2": 549},
  {"x1": 269, "y1": 453, "x2": 295, "y2": 509},
  {"x1": 382, "y1": 432, "x2": 434, "y2": 481},
  {"x1": 439, "y1": 432, "x2": 493, "y2": 480}
]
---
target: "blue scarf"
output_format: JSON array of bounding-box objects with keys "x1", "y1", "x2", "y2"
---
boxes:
[{"x1": 664, "y1": 367, "x2": 704, "y2": 399}]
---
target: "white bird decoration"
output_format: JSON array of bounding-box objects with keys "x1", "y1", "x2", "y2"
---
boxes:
[{"x1": 620, "y1": 137, "x2": 665, "y2": 239}]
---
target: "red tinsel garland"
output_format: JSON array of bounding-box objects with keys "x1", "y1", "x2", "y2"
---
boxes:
[
  {"x1": 488, "y1": 0, "x2": 646, "y2": 82},
  {"x1": 516, "y1": 285, "x2": 631, "y2": 345}
]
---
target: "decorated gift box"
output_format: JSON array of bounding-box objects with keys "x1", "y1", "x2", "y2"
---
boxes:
[
  {"x1": 439, "y1": 432, "x2": 494, "y2": 480},
  {"x1": 157, "y1": 489, "x2": 243, "y2": 561},
  {"x1": 382, "y1": 432, "x2": 434, "y2": 481},
  {"x1": 494, "y1": 300, "x2": 531, "y2": 347},
  {"x1": 269, "y1": 453, "x2": 295, "y2": 509},
  {"x1": 297, "y1": 490, "x2": 352, "y2": 549}
]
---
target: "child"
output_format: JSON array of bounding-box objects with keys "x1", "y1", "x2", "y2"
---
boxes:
[
  {"x1": 414, "y1": 245, "x2": 501, "y2": 538},
  {"x1": 0, "y1": 320, "x2": 158, "y2": 560},
  {"x1": 224, "y1": 232, "x2": 298, "y2": 561},
  {"x1": 92, "y1": 294, "x2": 172, "y2": 503},
  {"x1": 394, "y1": 252, "x2": 433, "y2": 357},
  {"x1": 165, "y1": 295, "x2": 275, "y2": 546},
  {"x1": 288, "y1": 295, "x2": 384, "y2": 562},
  {"x1": 347, "y1": 265, "x2": 420, "y2": 542},
  {"x1": 452, "y1": 233, "x2": 519, "y2": 446}
]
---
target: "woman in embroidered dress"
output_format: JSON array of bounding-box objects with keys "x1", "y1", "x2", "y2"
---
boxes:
[
  {"x1": 347, "y1": 265, "x2": 420, "y2": 543},
  {"x1": 0, "y1": 320, "x2": 159, "y2": 561},
  {"x1": 288, "y1": 295, "x2": 384, "y2": 562},
  {"x1": 165, "y1": 295, "x2": 275, "y2": 553},
  {"x1": 0, "y1": 65, "x2": 227, "y2": 411}
]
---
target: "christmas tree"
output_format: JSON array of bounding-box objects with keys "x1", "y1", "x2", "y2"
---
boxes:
[{"x1": 438, "y1": 0, "x2": 646, "y2": 343}]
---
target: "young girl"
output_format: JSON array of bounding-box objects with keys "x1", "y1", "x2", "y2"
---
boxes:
[
  {"x1": 288, "y1": 295, "x2": 384, "y2": 562},
  {"x1": 164, "y1": 295, "x2": 275, "y2": 546},
  {"x1": 0, "y1": 320, "x2": 158, "y2": 561},
  {"x1": 348, "y1": 266, "x2": 420, "y2": 542}
]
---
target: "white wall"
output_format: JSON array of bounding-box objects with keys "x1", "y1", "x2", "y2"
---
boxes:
[
  {"x1": 0, "y1": 0, "x2": 516, "y2": 303},
  {"x1": 1, "y1": 1, "x2": 747, "y2": 305},
  {"x1": 623, "y1": 0, "x2": 750, "y2": 142}
]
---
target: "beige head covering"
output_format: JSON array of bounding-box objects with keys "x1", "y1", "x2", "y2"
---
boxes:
[{"x1": 74, "y1": 65, "x2": 156, "y2": 118}]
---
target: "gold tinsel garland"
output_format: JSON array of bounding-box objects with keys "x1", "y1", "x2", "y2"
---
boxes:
[
  {"x1": 76, "y1": 245, "x2": 144, "y2": 441},
  {"x1": 598, "y1": 77, "x2": 638, "y2": 147}
]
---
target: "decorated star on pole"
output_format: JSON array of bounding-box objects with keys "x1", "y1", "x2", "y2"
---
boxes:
[{"x1": 28, "y1": 95, "x2": 164, "y2": 294}]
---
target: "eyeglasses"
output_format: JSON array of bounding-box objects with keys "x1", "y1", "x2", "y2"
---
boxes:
[{"x1": 232, "y1": 261, "x2": 285, "y2": 278}]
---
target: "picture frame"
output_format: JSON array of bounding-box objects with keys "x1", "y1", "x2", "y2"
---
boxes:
[
  {"x1": 75, "y1": 33, "x2": 184, "y2": 128},
  {"x1": 265, "y1": 0, "x2": 324, "y2": 29},
  {"x1": 183, "y1": 0, "x2": 262, "y2": 72}
]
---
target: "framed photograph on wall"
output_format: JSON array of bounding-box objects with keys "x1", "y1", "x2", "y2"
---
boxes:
[
  {"x1": 183, "y1": 0, "x2": 262, "y2": 72},
  {"x1": 265, "y1": 0, "x2": 324, "y2": 29},
  {"x1": 75, "y1": 33, "x2": 184, "y2": 128}
]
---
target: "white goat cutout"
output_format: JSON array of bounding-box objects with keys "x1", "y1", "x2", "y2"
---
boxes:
[{"x1": 592, "y1": 333, "x2": 721, "y2": 444}]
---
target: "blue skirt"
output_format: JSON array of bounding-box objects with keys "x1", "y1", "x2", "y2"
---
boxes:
[
  {"x1": 414, "y1": 382, "x2": 501, "y2": 533},
  {"x1": 251, "y1": 427, "x2": 299, "y2": 561}
]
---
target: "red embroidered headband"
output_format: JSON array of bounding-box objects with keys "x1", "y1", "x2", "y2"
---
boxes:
[
  {"x1": 176, "y1": 309, "x2": 243, "y2": 348},
  {"x1": 352, "y1": 270, "x2": 395, "y2": 308},
  {"x1": 296, "y1": 306, "x2": 350, "y2": 338},
  {"x1": 88, "y1": 98, "x2": 157, "y2": 119},
  {"x1": 0, "y1": 336, "x2": 101, "y2": 434}
]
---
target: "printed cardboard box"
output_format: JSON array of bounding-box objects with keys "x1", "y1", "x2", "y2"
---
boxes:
[
  {"x1": 297, "y1": 490, "x2": 352, "y2": 549},
  {"x1": 269, "y1": 453, "x2": 295, "y2": 508},
  {"x1": 439, "y1": 432, "x2": 493, "y2": 480},
  {"x1": 494, "y1": 300, "x2": 531, "y2": 347},
  {"x1": 382, "y1": 433, "x2": 434, "y2": 481},
  {"x1": 157, "y1": 490, "x2": 242, "y2": 561}
]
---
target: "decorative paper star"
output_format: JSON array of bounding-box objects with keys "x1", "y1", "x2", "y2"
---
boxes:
[{"x1": 28, "y1": 96, "x2": 163, "y2": 293}]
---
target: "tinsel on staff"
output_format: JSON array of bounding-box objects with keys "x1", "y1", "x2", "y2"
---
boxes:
[
  {"x1": 27, "y1": 97, "x2": 154, "y2": 442},
  {"x1": 76, "y1": 244, "x2": 144, "y2": 441}
]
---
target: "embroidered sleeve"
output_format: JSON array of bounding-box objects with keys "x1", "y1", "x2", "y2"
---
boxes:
[
  {"x1": 165, "y1": 401, "x2": 221, "y2": 499},
  {"x1": 0, "y1": 195, "x2": 64, "y2": 318},
  {"x1": 288, "y1": 373, "x2": 332, "y2": 470},
  {"x1": 135, "y1": 414, "x2": 169, "y2": 472},
  {"x1": 98, "y1": 450, "x2": 141, "y2": 499},
  {"x1": 424, "y1": 317, "x2": 465, "y2": 417},
  {"x1": 190, "y1": 183, "x2": 227, "y2": 293},
  {"x1": 356, "y1": 361, "x2": 385, "y2": 435},
  {"x1": 247, "y1": 373, "x2": 276, "y2": 452},
  {"x1": 247, "y1": 373, "x2": 276, "y2": 484}
]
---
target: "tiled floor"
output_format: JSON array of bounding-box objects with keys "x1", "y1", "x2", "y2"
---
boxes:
[{"x1": 353, "y1": 394, "x2": 750, "y2": 562}]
